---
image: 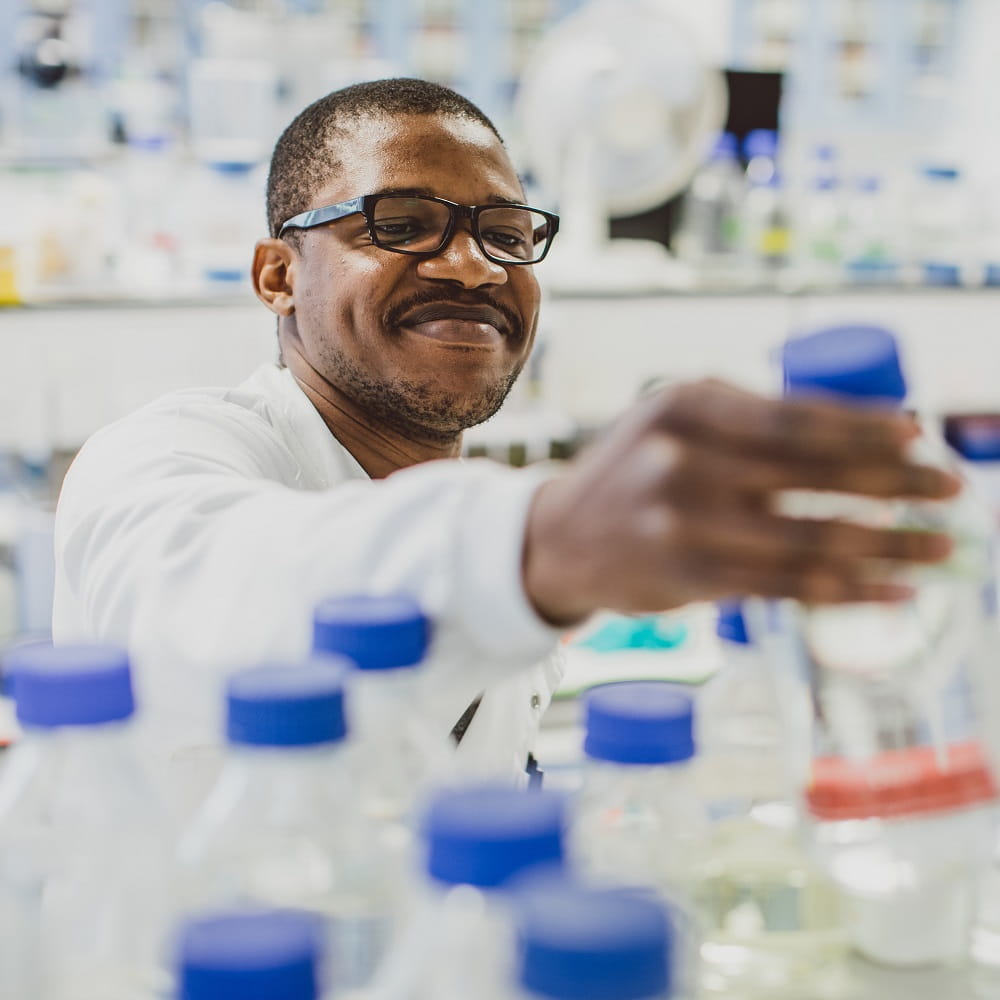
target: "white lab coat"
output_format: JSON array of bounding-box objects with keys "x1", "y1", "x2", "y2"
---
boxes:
[{"x1": 53, "y1": 363, "x2": 565, "y2": 810}]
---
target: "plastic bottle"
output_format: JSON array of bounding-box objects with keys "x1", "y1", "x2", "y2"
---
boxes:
[
  {"x1": 374, "y1": 784, "x2": 566, "y2": 1000},
  {"x1": 944, "y1": 416, "x2": 1000, "y2": 966},
  {"x1": 909, "y1": 165, "x2": 972, "y2": 286},
  {"x1": 740, "y1": 130, "x2": 789, "y2": 286},
  {"x1": 509, "y1": 883, "x2": 676, "y2": 1000},
  {"x1": 843, "y1": 175, "x2": 900, "y2": 285},
  {"x1": 312, "y1": 595, "x2": 448, "y2": 848},
  {"x1": 176, "y1": 659, "x2": 390, "y2": 996},
  {"x1": 184, "y1": 161, "x2": 263, "y2": 291},
  {"x1": 571, "y1": 682, "x2": 703, "y2": 996},
  {"x1": 674, "y1": 133, "x2": 744, "y2": 283},
  {"x1": 175, "y1": 909, "x2": 322, "y2": 1000},
  {"x1": 0, "y1": 643, "x2": 171, "y2": 1000},
  {"x1": 692, "y1": 604, "x2": 847, "y2": 997},
  {"x1": 794, "y1": 145, "x2": 845, "y2": 289},
  {"x1": 774, "y1": 325, "x2": 1000, "y2": 967}
]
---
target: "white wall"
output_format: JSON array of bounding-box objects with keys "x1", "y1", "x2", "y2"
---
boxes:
[{"x1": 2, "y1": 289, "x2": 1000, "y2": 454}]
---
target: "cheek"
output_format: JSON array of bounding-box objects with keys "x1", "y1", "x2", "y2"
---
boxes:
[{"x1": 298, "y1": 253, "x2": 397, "y2": 340}]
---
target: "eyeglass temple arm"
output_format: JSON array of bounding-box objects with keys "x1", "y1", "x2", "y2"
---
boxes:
[{"x1": 279, "y1": 196, "x2": 367, "y2": 236}]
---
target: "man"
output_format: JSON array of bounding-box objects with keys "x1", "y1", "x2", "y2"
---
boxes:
[{"x1": 53, "y1": 79, "x2": 955, "y2": 800}]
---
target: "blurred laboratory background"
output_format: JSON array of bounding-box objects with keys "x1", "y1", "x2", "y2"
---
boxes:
[{"x1": 2, "y1": 0, "x2": 1000, "y2": 639}]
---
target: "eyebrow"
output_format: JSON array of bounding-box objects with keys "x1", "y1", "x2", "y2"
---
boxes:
[{"x1": 372, "y1": 186, "x2": 526, "y2": 206}]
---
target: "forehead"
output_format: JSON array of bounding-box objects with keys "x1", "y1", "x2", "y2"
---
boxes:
[{"x1": 311, "y1": 113, "x2": 523, "y2": 208}]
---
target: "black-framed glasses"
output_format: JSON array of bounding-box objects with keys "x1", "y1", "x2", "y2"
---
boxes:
[{"x1": 279, "y1": 194, "x2": 560, "y2": 265}]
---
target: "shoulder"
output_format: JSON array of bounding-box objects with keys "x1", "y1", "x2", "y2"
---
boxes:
[{"x1": 64, "y1": 365, "x2": 303, "y2": 496}]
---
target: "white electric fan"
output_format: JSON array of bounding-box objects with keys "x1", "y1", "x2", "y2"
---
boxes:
[{"x1": 517, "y1": 0, "x2": 728, "y2": 293}]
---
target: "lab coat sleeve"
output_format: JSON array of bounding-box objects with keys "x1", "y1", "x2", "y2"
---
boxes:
[{"x1": 53, "y1": 398, "x2": 563, "y2": 701}]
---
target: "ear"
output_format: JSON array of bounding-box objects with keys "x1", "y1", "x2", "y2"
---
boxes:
[{"x1": 253, "y1": 238, "x2": 297, "y2": 316}]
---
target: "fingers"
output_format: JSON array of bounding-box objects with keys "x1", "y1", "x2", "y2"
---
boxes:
[
  {"x1": 666, "y1": 447, "x2": 959, "y2": 504},
  {"x1": 653, "y1": 379, "x2": 924, "y2": 464},
  {"x1": 679, "y1": 509, "x2": 954, "y2": 567},
  {"x1": 693, "y1": 560, "x2": 915, "y2": 605}
]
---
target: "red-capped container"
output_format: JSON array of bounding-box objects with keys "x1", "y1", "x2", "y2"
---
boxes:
[{"x1": 776, "y1": 326, "x2": 1000, "y2": 968}]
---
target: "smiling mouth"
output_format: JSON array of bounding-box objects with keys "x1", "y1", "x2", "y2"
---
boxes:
[
  {"x1": 401, "y1": 318, "x2": 504, "y2": 345},
  {"x1": 395, "y1": 304, "x2": 512, "y2": 346}
]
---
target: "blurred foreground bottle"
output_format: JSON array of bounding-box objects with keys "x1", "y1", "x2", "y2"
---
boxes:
[
  {"x1": 374, "y1": 784, "x2": 566, "y2": 1000},
  {"x1": 175, "y1": 909, "x2": 321, "y2": 1000},
  {"x1": 312, "y1": 595, "x2": 448, "y2": 859},
  {"x1": 693, "y1": 605, "x2": 847, "y2": 997},
  {"x1": 570, "y1": 682, "x2": 702, "y2": 994},
  {"x1": 176, "y1": 660, "x2": 391, "y2": 996},
  {"x1": 0, "y1": 643, "x2": 171, "y2": 1000},
  {"x1": 509, "y1": 883, "x2": 677, "y2": 1000},
  {"x1": 773, "y1": 325, "x2": 1000, "y2": 967}
]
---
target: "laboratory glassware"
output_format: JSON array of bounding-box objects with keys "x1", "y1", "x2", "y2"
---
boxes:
[
  {"x1": 176, "y1": 659, "x2": 391, "y2": 995},
  {"x1": 0, "y1": 642, "x2": 171, "y2": 1000},
  {"x1": 774, "y1": 324, "x2": 1000, "y2": 967}
]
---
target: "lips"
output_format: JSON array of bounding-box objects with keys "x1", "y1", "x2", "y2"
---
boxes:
[
  {"x1": 396, "y1": 303, "x2": 511, "y2": 346},
  {"x1": 398, "y1": 303, "x2": 510, "y2": 335}
]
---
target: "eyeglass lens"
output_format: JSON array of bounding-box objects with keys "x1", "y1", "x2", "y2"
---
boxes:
[{"x1": 371, "y1": 197, "x2": 551, "y2": 262}]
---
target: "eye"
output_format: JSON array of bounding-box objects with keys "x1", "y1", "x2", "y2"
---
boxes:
[
  {"x1": 482, "y1": 227, "x2": 532, "y2": 259},
  {"x1": 373, "y1": 216, "x2": 430, "y2": 245}
]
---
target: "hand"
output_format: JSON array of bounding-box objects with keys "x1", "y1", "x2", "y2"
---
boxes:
[{"x1": 522, "y1": 379, "x2": 960, "y2": 625}]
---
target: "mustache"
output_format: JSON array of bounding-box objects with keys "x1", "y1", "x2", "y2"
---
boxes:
[{"x1": 384, "y1": 289, "x2": 523, "y2": 341}]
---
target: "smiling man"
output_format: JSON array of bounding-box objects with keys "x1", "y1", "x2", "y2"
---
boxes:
[{"x1": 53, "y1": 79, "x2": 956, "y2": 803}]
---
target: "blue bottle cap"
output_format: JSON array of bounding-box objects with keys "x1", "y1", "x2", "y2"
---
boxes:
[
  {"x1": 516, "y1": 885, "x2": 672, "y2": 1000},
  {"x1": 716, "y1": 602, "x2": 750, "y2": 645},
  {"x1": 423, "y1": 785, "x2": 566, "y2": 888},
  {"x1": 923, "y1": 262, "x2": 962, "y2": 287},
  {"x1": 5, "y1": 643, "x2": 135, "y2": 728},
  {"x1": 782, "y1": 325, "x2": 907, "y2": 404},
  {"x1": 226, "y1": 660, "x2": 349, "y2": 747},
  {"x1": 312, "y1": 594, "x2": 430, "y2": 671},
  {"x1": 923, "y1": 165, "x2": 960, "y2": 181},
  {"x1": 944, "y1": 415, "x2": 1000, "y2": 461},
  {"x1": 177, "y1": 910, "x2": 321, "y2": 1000},
  {"x1": 584, "y1": 682, "x2": 695, "y2": 765},
  {"x1": 711, "y1": 132, "x2": 738, "y2": 161},
  {"x1": 743, "y1": 128, "x2": 778, "y2": 159},
  {"x1": 209, "y1": 161, "x2": 257, "y2": 175}
]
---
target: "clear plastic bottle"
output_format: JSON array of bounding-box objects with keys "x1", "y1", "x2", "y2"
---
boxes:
[
  {"x1": 674, "y1": 133, "x2": 744, "y2": 283},
  {"x1": 909, "y1": 165, "x2": 973, "y2": 287},
  {"x1": 311, "y1": 595, "x2": 449, "y2": 849},
  {"x1": 794, "y1": 146, "x2": 846, "y2": 289},
  {"x1": 775, "y1": 325, "x2": 1000, "y2": 967},
  {"x1": 944, "y1": 417, "x2": 1000, "y2": 966},
  {"x1": 571, "y1": 682, "x2": 703, "y2": 996},
  {"x1": 693, "y1": 604, "x2": 847, "y2": 997},
  {"x1": 183, "y1": 161, "x2": 263, "y2": 291},
  {"x1": 374, "y1": 784, "x2": 566, "y2": 1000},
  {"x1": 176, "y1": 659, "x2": 390, "y2": 996},
  {"x1": 174, "y1": 909, "x2": 322, "y2": 1000},
  {"x1": 843, "y1": 175, "x2": 900, "y2": 286},
  {"x1": 740, "y1": 131, "x2": 789, "y2": 286},
  {"x1": 0, "y1": 643, "x2": 171, "y2": 1000},
  {"x1": 508, "y1": 883, "x2": 676, "y2": 1000}
]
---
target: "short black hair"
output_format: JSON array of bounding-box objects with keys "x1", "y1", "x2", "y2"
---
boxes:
[{"x1": 266, "y1": 78, "x2": 504, "y2": 240}]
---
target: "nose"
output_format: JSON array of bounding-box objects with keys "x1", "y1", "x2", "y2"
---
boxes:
[{"x1": 415, "y1": 224, "x2": 508, "y2": 289}]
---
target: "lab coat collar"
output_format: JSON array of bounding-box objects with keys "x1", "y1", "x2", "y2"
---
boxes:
[{"x1": 237, "y1": 364, "x2": 370, "y2": 489}]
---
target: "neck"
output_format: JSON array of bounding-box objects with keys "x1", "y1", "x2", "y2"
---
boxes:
[{"x1": 280, "y1": 331, "x2": 462, "y2": 479}]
